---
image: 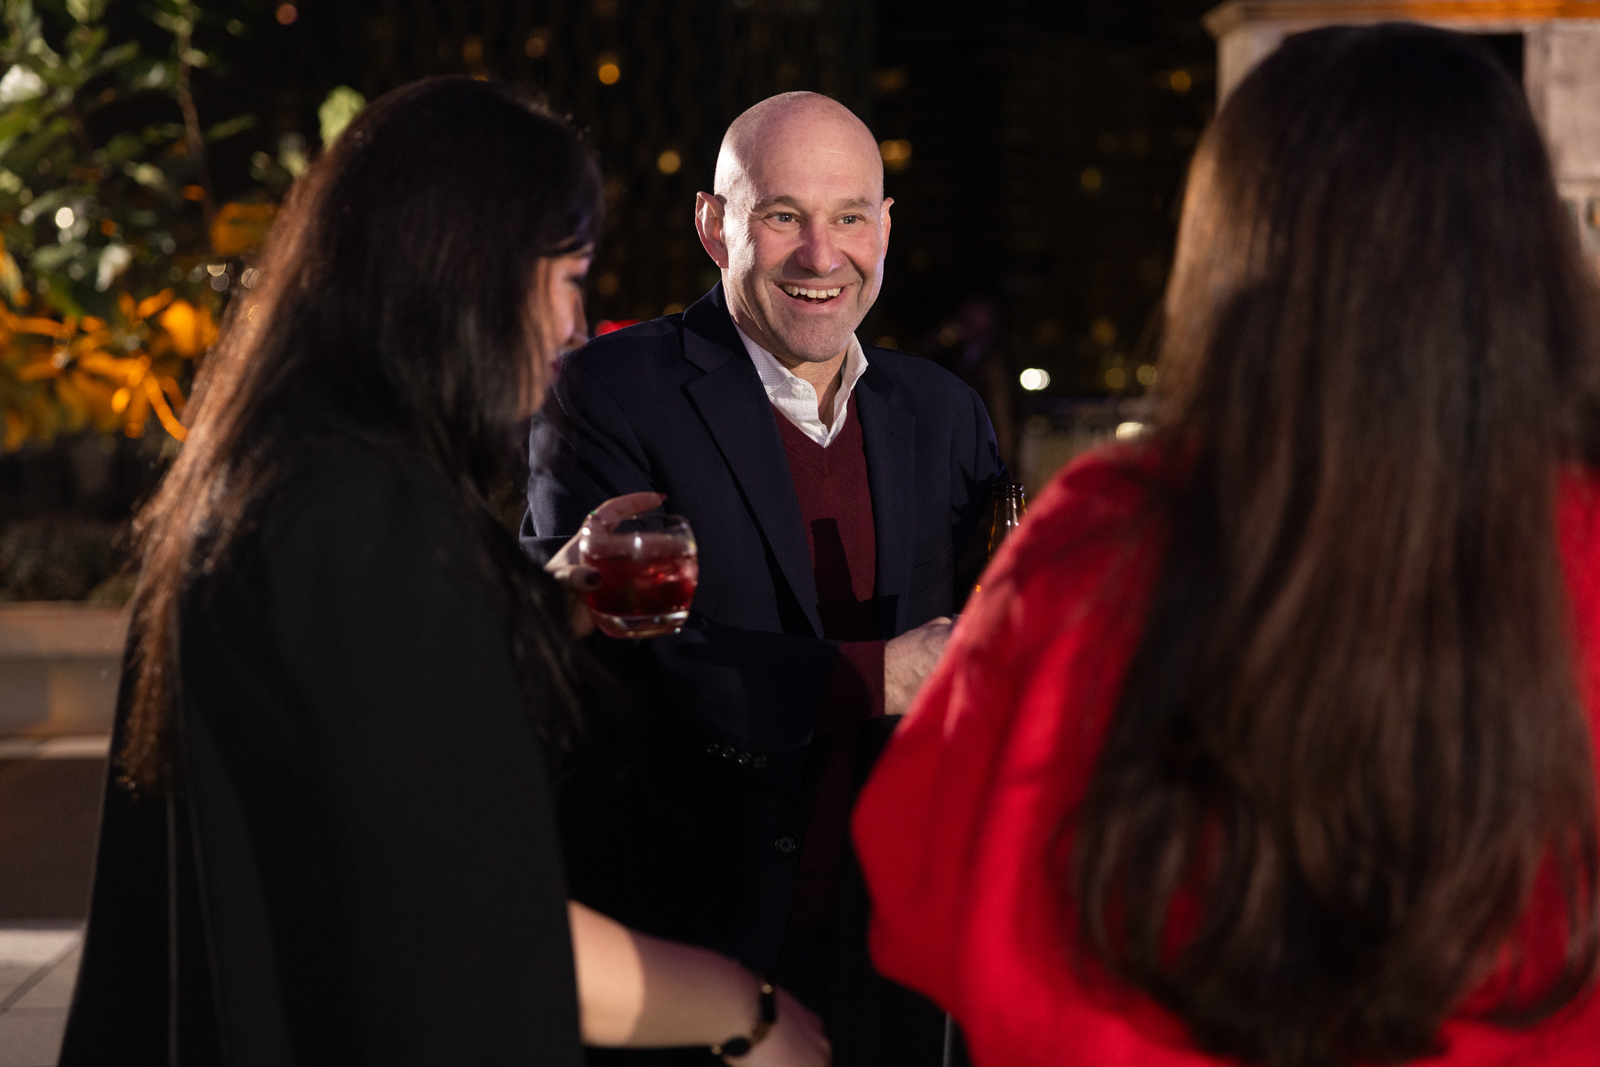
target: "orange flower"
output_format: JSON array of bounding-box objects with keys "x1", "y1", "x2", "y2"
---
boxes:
[
  {"x1": 210, "y1": 202, "x2": 277, "y2": 258},
  {"x1": 157, "y1": 299, "x2": 216, "y2": 359}
]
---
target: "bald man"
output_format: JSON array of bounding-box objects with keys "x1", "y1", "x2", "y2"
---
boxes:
[{"x1": 525, "y1": 92, "x2": 1002, "y2": 1063}]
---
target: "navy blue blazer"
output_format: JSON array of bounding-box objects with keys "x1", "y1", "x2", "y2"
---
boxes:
[{"x1": 523, "y1": 284, "x2": 1002, "y2": 972}]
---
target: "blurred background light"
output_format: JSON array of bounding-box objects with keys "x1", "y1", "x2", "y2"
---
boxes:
[
  {"x1": 1020, "y1": 368, "x2": 1051, "y2": 391},
  {"x1": 879, "y1": 139, "x2": 912, "y2": 172}
]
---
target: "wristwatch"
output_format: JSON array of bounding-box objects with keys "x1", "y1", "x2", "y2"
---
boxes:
[{"x1": 710, "y1": 980, "x2": 777, "y2": 1059}]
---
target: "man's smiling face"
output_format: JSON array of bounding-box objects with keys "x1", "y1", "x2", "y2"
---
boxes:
[{"x1": 697, "y1": 96, "x2": 892, "y2": 369}]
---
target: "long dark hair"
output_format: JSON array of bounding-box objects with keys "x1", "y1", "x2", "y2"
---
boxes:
[
  {"x1": 1071, "y1": 25, "x2": 1600, "y2": 1066},
  {"x1": 119, "y1": 77, "x2": 604, "y2": 791}
]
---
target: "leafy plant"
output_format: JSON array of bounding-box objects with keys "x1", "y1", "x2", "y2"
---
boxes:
[
  {"x1": 0, "y1": 513, "x2": 127, "y2": 600},
  {"x1": 0, "y1": 0, "x2": 269, "y2": 449}
]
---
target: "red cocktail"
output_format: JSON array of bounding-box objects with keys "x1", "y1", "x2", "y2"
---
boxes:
[{"x1": 579, "y1": 514, "x2": 698, "y2": 638}]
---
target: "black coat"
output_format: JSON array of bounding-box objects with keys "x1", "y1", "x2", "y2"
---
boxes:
[
  {"x1": 523, "y1": 284, "x2": 1003, "y2": 976},
  {"x1": 62, "y1": 429, "x2": 582, "y2": 1067}
]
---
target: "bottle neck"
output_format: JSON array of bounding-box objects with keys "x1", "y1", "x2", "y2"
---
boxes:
[{"x1": 988, "y1": 482, "x2": 1027, "y2": 557}]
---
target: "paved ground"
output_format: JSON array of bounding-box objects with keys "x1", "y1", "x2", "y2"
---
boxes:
[
  {"x1": 0, "y1": 737, "x2": 107, "y2": 1065},
  {"x1": 0, "y1": 929, "x2": 80, "y2": 1067}
]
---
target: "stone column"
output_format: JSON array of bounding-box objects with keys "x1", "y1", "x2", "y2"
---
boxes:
[
  {"x1": 1526, "y1": 23, "x2": 1600, "y2": 260},
  {"x1": 1206, "y1": 1, "x2": 1600, "y2": 269}
]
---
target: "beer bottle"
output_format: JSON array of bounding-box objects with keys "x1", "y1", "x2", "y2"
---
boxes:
[{"x1": 986, "y1": 480, "x2": 1028, "y2": 559}]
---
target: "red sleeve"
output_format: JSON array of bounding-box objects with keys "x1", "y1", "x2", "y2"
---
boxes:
[
  {"x1": 851, "y1": 460, "x2": 1600, "y2": 1067},
  {"x1": 851, "y1": 447, "x2": 1210, "y2": 1064}
]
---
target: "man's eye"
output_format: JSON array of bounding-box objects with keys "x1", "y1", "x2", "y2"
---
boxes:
[
  {"x1": 838, "y1": 215, "x2": 861, "y2": 224},
  {"x1": 772, "y1": 213, "x2": 796, "y2": 223}
]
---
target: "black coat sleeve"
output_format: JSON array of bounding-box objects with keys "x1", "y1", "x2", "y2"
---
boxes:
[
  {"x1": 66, "y1": 440, "x2": 584, "y2": 1067},
  {"x1": 58, "y1": 662, "x2": 174, "y2": 1066},
  {"x1": 524, "y1": 364, "x2": 837, "y2": 789},
  {"x1": 214, "y1": 447, "x2": 581, "y2": 1066}
]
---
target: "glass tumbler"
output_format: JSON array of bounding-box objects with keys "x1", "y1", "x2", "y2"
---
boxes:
[{"x1": 578, "y1": 513, "x2": 699, "y2": 639}]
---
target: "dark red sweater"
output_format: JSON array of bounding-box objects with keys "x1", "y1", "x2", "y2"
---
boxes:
[{"x1": 774, "y1": 394, "x2": 885, "y2": 926}]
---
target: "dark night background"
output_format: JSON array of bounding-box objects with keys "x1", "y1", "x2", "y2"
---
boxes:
[
  {"x1": 2, "y1": 0, "x2": 1220, "y2": 572},
  {"x1": 224, "y1": 0, "x2": 1218, "y2": 394}
]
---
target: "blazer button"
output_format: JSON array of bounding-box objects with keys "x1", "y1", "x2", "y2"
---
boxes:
[{"x1": 774, "y1": 834, "x2": 798, "y2": 855}]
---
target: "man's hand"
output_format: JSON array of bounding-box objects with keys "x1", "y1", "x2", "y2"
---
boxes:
[
  {"x1": 544, "y1": 492, "x2": 667, "y2": 637},
  {"x1": 884, "y1": 616, "x2": 954, "y2": 716}
]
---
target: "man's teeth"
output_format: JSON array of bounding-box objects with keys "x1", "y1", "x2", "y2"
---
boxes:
[{"x1": 781, "y1": 284, "x2": 842, "y2": 300}]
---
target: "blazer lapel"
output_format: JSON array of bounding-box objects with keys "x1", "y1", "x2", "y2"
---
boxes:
[
  {"x1": 681, "y1": 287, "x2": 824, "y2": 638},
  {"x1": 854, "y1": 361, "x2": 917, "y2": 637}
]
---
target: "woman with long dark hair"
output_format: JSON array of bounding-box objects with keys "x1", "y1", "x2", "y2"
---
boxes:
[
  {"x1": 855, "y1": 25, "x2": 1600, "y2": 1067},
  {"x1": 60, "y1": 77, "x2": 827, "y2": 1066}
]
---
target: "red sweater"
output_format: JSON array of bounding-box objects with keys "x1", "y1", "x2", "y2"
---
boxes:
[
  {"x1": 776, "y1": 396, "x2": 885, "y2": 925},
  {"x1": 853, "y1": 444, "x2": 1600, "y2": 1066}
]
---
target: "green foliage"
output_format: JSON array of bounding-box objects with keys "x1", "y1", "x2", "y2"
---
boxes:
[
  {"x1": 318, "y1": 84, "x2": 364, "y2": 149},
  {"x1": 0, "y1": 0, "x2": 264, "y2": 448},
  {"x1": 0, "y1": 0, "x2": 253, "y2": 320},
  {"x1": 0, "y1": 513, "x2": 127, "y2": 600}
]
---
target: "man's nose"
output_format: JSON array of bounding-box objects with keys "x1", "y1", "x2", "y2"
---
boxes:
[{"x1": 791, "y1": 218, "x2": 841, "y2": 278}]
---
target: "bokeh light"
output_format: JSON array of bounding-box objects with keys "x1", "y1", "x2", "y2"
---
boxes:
[
  {"x1": 1019, "y1": 368, "x2": 1051, "y2": 391},
  {"x1": 657, "y1": 149, "x2": 682, "y2": 175}
]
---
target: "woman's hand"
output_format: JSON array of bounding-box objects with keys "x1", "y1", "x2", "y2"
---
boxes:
[
  {"x1": 544, "y1": 492, "x2": 666, "y2": 637},
  {"x1": 569, "y1": 902, "x2": 830, "y2": 1063},
  {"x1": 727, "y1": 987, "x2": 830, "y2": 1067}
]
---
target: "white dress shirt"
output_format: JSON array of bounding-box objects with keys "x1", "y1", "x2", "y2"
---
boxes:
[{"x1": 734, "y1": 324, "x2": 870, "y2": 448}]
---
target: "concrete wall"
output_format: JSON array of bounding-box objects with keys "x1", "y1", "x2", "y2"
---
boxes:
[{"x1": 0, "y1": 605, "x2": 126, "y2": 736}]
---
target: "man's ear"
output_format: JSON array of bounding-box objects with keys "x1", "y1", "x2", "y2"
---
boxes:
[
  {"x1": 695, "y1": 192, "x2": 730, "y2": 270},
  {"x1": 880, "y1": 195, "x2": 894, "y2": 249}
]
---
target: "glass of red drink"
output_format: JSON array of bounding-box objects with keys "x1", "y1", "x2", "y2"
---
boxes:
[{"x1": 578, "y1": 513, "x2": 699, "y2": 639}]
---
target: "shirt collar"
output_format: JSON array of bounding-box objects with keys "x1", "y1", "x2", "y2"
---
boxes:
[{"x1": 733, "y1": 323, "x2": 870, "y2": 447}]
